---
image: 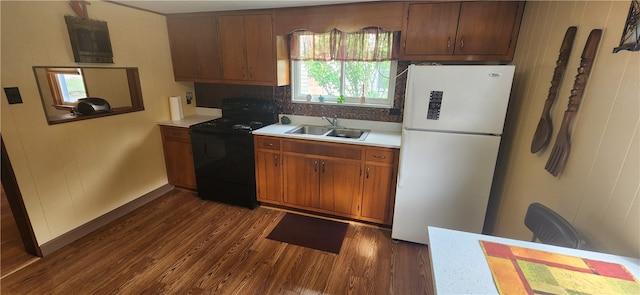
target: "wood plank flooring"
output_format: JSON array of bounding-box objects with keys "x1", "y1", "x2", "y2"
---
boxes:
[
  {"x1": 1, "y1": 185, "x2": 39, "y2": 279},
  {"x1": 1, "y1": 189, "x2": 433, "y2": 294}
]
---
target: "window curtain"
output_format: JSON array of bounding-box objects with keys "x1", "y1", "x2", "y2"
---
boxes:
[{"x1": 290, "y1": 27, "x2": 399, "y2": 61}]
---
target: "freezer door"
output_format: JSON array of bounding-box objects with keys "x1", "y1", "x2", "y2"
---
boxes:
[
  {"x1": 404, "y1": 65, "x2": 515, "y2": 135},
  {"x1": 391, "y1": 130, "x2": 501, "y2": 244}
]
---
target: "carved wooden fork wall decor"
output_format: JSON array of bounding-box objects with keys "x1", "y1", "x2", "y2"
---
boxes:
[{"x1": 545, "y1": 29, "x2": 603, "y2": 177}]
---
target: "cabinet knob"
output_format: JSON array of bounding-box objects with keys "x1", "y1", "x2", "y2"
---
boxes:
[
  {"x1": 447, "y1": 36, "x2": 451, "y2": 49},
  {"x1": 264, "y1": 143, "x2": 274, "y2": 147},
  {"x1": 314, "y1": 160, "x2": 318, "y2": 172},
  {"x1": 373, "y1": 155, "x2": 386, "y2": 159},
  {"x1": 460, "y1": 37, "x2": 465, "y2": 49},
  {"x1": 274, "y1": 155, "x2": 279, "y2": 166},
  {"x1": 366, "y1": 167, "x2": 370, "y2": 178}
]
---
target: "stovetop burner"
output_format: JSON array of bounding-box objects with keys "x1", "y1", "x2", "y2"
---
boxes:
[{"x1": 190, "y1": 97, "x2": 278, "y2": 134}]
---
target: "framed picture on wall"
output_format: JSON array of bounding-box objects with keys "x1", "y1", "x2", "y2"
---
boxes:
[{"x1": 64, "y1": 15, "x2": 114, "y2": 63}]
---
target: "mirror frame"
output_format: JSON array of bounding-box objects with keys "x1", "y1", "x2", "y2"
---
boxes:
[{"x1": 33, "y1": 66, "x2": 144, "y2": 125}]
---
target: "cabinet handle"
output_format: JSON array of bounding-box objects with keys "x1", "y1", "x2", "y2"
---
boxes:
[
  {"x1": 373, "y1": 155, "x2": 386, "y2": 159},
  {"x1": 321, "y1": 161, "x2": 325, "y2": 173},
  {"x1": 447, "y1": 36, "x2": 451, "y2": 49},
  {"x1": 273, "y1": 155, "x2": 279, "y2": 166},
  {"x1": 460, "y1": 37, "x2": 465, "y2": 49},
  {"x1": 314, "y1": 160, "x2": 318, "y2": 172},
  {"x1": 264, "y1": 142, "x2": 274, "y2": 147},
  {"x1": 366, "y1": 167, "x2": 370, "y2": 179}
]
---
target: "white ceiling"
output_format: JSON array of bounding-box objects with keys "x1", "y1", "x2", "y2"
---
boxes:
[{"x1": 109, "y1": 0, "x2": 375, "y2": 14}]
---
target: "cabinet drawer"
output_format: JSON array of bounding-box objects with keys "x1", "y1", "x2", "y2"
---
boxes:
[
  {"x1": 256, "y1": 137, "x2": 280, "y2": 150},
  {"x1": 161, "y1": 126, "x2": 191, "y2": 142},
  {"x1": 282, "y1": 139, "x2": 362, "y2": 160},
  {"x1": 365, "y1": 149, "x2": 395, "y2": 164}
]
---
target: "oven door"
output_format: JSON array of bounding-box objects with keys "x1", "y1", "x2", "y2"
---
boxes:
[{"x1": 190, "y1": 129, "x2": 257, "y2": 208}]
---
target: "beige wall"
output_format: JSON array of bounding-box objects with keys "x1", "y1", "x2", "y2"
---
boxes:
[
  {"x1": 82, "y1": 68, "x2": 131, "y2": 107},
  {"x1": 1, "y1": 1, "x2": 195, "y2": 245},
  {"x1": 492, "y1": 0, "x2": 639, "y2": 258}
]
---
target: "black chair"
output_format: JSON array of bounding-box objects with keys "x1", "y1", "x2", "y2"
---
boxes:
[{"x1": 524, "y1": 202, "x2": 586, "y2": 249}]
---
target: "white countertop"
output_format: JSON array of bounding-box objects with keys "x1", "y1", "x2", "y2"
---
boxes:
[
  {"x1": 158, "y1": 107, "x2": 221, "y2": 127},
  {"x1": 253, "y1": 115, "x2": 402, "y2": 149},
  {"x1": 427, "y1": 226, "x2": 640, "y2": 294},
  {"x1": 157, "y1": 113, "x2": 402, "y2": 148},
  {"x1": 157, "y1": 114, "x2": 219, "y2": 128}
]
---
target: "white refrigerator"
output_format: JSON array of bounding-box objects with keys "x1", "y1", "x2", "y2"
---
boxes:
[{"x1": 391, "y1": 64, "x2": 515, "y2": 244}]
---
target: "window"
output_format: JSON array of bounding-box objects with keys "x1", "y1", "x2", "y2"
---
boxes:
[
  {"x1": 46, "y1": 68, "x2": 88, "y2": 105},
  {"x1": 290, "y1": 28, "x2": 398, "y2": 107}
]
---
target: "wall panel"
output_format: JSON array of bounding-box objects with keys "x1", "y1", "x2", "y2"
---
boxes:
[{"x1": 491, "y1": 0, "x2": 639, "y2": 257}]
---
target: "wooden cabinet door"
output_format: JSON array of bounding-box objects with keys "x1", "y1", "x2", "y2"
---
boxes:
[
  {"x1": 167, "y1": 15, "x2": 222, "y2": 81},
  {"x1": 245, "y1": 14, "x2": 275, "y2": 83},
  {"x1": 162, "y1": 140, "x2": 197, "y2": 189},
  {"x1": 255, "y1": 150, "x2": 282, "y2": 203},
  {"x1": 283, "y1": 155, "x2": 319, "y2": 208},
  {"x1": 167, "y1": 17, "x2": 197, "y2": 80},
  {"x1": 318, "y1": 160, "x2": 361, "y2": 216},
  {"x1": 455, "y1": 1, "x2": 520, "y2": 56},
  {"x1": 361, "y1": 164, "x2": 394, "y2": 224},
  {"x1": 193, "y1": 16, "x2": 223, "y2": 80},
  {"x1": 218, "y1": 15, "x2": 249, "y2": 80},
  {"x1": 403, "y1": 2, "x2": 460, "y2": 56}
]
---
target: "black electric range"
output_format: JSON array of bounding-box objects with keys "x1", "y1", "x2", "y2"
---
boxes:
[{"x1": 190, "y1": 97, "x2": 278, "y2": 208}]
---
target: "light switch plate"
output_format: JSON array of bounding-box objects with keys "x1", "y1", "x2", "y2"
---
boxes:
[{"x1": 4, "y1": 87, "x2": 23, "y2": 104}]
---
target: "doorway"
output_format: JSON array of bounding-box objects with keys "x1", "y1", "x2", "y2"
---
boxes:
[{"x1": 1, "y1": 136, "x2": 41, "y2": 278}]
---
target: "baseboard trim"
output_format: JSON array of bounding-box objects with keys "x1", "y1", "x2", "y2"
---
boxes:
[{"x1": 39, "y1": 184, "x2": 175, "y2": 256}]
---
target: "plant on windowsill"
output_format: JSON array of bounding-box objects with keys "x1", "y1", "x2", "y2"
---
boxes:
[{"x1": 337, "y1": 94, "x2": 346, "y2": 104}]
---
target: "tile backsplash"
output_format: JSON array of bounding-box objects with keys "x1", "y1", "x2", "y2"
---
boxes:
[{"x1": 194, "y1": 61, "x2": 409, "y2": 123}]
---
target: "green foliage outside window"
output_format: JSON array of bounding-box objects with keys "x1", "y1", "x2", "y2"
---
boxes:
[{"x1": 305, "y1": 60, "x2": 391, "y2": 99}]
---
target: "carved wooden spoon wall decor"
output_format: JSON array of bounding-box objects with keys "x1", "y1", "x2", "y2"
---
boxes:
[
  {"x1": 531, "y1": 26, "x2": 577, "y2": 153},
  {"x1": 545, "y1": 29, "x2": 602, "y2": 177}
]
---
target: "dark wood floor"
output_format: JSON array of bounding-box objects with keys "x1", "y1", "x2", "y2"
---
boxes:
[
  {"x1": 1, "y1": 189, "x2": 433, "y2": 294},
  {"x1": 1, "y1": 185, "x2": 39, "y2": 279}
]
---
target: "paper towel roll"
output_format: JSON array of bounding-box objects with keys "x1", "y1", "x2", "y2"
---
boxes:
[{"x1": 169, "y1": 96, "x2": 183, "y2": 121}]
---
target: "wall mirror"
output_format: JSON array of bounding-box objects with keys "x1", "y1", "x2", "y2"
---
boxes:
[{"x1": 33, "y1": 66, "x2": 144, "y2": 125}]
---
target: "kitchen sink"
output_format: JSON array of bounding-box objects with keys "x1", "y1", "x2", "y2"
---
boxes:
[
  {"x1": 285, "y1": 125, "x2": 333, "y2": 135},
  {"x1": 326, "y1": 128, "x2": 370, "y2": 140},
  {"x1": 284, "y1": 125, "x2": 370, "y2": 140}
]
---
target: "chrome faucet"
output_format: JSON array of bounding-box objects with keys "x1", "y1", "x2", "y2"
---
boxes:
[{"x1": 322, "y1": 115, "x2": 339, "y2": 126}]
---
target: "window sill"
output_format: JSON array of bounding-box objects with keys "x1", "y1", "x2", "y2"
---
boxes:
[{"x1": 292, "y1": 100, "x2": 393, "y2": 109}]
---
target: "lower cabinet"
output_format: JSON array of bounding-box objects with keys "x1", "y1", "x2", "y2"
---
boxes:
[
  {"x1": 254, "y1": 135, "x2": 398, "y2": 225},
  {"x1": 283, "y1": 154, "x2": 361, "y2": 217},
  {"x1": 255, "y1": 136, "x2": 282, "y2": 203},
  {"x1": 361, "y1": 148, "x2": 398, "y2": 224},
  {"x1": 160, "y1": 125, "x2": 196, "y2": 189}
]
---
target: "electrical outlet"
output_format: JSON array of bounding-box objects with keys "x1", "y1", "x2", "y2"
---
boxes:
[
  {"x1": 389, "y1": 108, "x2": 401, "y2": 115},
  {"x1": 186, "y1": 92, "x2": 193, "y2": 104}
]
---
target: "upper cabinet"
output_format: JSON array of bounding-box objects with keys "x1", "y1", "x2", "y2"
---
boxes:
[
  {"x1": 166, "y1": 1, "x2": 525, "y2": 85},
  {"x1": 167, "y1": 11, "x2": 289, "y2": 86},
  {"x1": 166, "y1": 14, "x2": 223, "y2": 81},
  {"x1": 400, "y1": 1, "x2": 525, "y2": 61},
  {"x1": 218, "y1": 14, "x2": 283, "y2": 85}
]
